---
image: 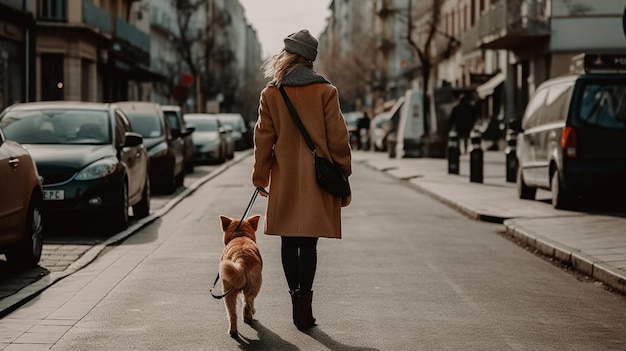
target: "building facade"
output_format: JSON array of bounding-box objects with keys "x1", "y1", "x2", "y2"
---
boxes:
[
  {"x1": 0, "y1": 0, "x2": 263, "y2": 120},
  {"x1": 0, "y1": 0, "x2": 36, "y2": 111}
]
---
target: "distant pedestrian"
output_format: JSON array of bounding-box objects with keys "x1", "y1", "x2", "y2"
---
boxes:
[
  {"x1": 356, "y1": 111, "x2": 371, "y2": 150},
  {"x1": 449, "y1": 94, "x2": 478, "y2": 154},
  {"x1": 252, "y1": 29, "x2": 352, "y2": 331}
]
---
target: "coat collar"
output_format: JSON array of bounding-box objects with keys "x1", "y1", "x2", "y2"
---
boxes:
[{"x1": 268, "y1": 64, "x2": 330, "y2": 87}]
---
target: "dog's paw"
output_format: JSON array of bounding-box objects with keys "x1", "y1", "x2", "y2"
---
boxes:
[
  {"x1": 243, "y1": 305, "x2": 255, "y2": 323},
  {"x1": 229, "y1": 329, "x2": 238, "y2": 338}
]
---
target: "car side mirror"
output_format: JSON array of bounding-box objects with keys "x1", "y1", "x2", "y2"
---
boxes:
[
  {"x1": 185, "y1": 126, "x2": 195, "y2": 135},
  {"x1": 124, "y1": 132, "x2": 143, "y2": 147},
  {"x1": 509, "y1": 119, "x2": 522, "y2": 132},
  {"x1": 171, "y1": 129, "x2": 182, "y2": 139}
]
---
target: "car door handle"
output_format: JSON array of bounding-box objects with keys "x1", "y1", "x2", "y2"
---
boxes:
[{"x1": 8, "y1": 157, "x2": 19, "y2": 169}]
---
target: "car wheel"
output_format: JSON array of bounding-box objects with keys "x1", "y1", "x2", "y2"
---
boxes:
[
  {"x1": 162, "y1": 159, "x2": 177, "y2": 194},
  {"x1": 185, "y1": 159, "x2": 194, "y2": 173},
  {"x1": 109, "y1": 181, "x2": 129, "y2": 232},
  {"x1": 6, "y1": 193, "x2": 43, "y2": 267},
  {"x1": 551, "y1": 170, "x2": 574, "y2": 210},
  {"x1": 517, "y1": 169, "x2": 536, "y2": 200},
  {"x1": 175, "y1": 167, "x2": 185, "y2": 187},
  {"x1": 132, "y1": 177, "x2": 150, "y2": 219}
]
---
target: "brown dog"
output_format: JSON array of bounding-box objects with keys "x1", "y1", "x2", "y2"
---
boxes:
[{"x1": 218, "y1": 214, "x2": 263, "y2": 337}]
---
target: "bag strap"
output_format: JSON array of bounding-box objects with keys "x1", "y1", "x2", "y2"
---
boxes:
[{"x1": 278, "y1": 85, "x2": 316, "y2": 154}]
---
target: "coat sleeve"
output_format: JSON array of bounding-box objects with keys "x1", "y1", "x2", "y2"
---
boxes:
[
  {"x1": 252, "y1": 88, "x2": 276, "y2": 188},
  {"x1": 323, "y1": 86, "x2": 352, "y2": 177}
]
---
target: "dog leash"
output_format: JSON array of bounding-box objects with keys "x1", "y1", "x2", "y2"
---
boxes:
[{"x1": 210, "y1": 187, "x2": 268, "y2": 299}]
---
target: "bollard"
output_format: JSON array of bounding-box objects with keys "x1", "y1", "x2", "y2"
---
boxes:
[
  {"x1": 447, "y1": 131, "x2": 460, "y2": 174},
  {"x1": 469, "y1": 131, "x2": 483, "y2": 183},
  {"x1": 505, "y1": 129, "x2": 518, "y2": 183}
]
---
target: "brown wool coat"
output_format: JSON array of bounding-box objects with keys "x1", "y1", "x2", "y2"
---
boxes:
[{"x1": 252, "y1": 80, "x2": 352, "y2": 239}]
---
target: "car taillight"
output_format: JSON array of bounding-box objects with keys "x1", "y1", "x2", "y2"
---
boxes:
[{"x1": 561, "y1": 126, "x2": 577, "y2": 158}]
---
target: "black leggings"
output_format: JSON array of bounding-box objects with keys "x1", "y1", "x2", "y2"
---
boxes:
[{"x1": 281, "y1": 237, "x2": 318, "y2": 292}]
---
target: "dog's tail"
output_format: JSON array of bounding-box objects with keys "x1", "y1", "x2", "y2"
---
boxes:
[{"x1": 219, "y1": 259, "x2": 246, "y2": 290}]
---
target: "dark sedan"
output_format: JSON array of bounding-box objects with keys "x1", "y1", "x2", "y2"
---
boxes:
[
  {"x1": 162, "y1": 105, "x2": 195, "y2": 173},
  {"x1": 184, "y1": 114, "x2": 232, "y2": 164},
  {"x1": 116, "y1": 102, "x2": 185, "y2": 194},
  {"x1": 0, "y1": 102, "x2": 151, "y2": 232}
]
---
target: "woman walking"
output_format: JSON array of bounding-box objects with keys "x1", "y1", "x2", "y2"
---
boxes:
[{"x1": 252, "y1": 29, "x2": 352, "y2": 331}]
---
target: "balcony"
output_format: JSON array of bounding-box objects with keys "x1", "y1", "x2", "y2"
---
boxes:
[
  {"x1": 460, "y1": 26, "x2": 480, "y2": 54},
  {"x1": 82, "y1": 0, "x2": 111, "y2": 34},
  {"x1": 479, "y1": 0, "x2": 549, "y2": 50}
]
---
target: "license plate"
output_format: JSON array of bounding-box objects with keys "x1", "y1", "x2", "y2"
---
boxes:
[{"x1": 43, "y1": 190, "x2": 65, "y2": 200}]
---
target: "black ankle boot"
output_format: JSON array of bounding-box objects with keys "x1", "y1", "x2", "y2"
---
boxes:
[
  {"x1": 289, "y1": 289, "x2": 299, "y2": 325},
  {"x1": 294, "y1": 290, "x2": 316, "y2": 331}
]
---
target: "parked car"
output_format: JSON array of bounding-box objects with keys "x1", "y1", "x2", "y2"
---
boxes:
[
  {"x1": 184, "y1": 113, "x2": 233, "y2": 164},
  {"x1": 0, "y1": 125, "x2": 44, "y2": 267},
  {"x1": 161, "y1": 105, "x2": 195, "y2": 173},
  {"x1": 215, "y1": 113, "x2": 249, "y2": 150},
  {"x1": 381, "y1": 96, "x2": 406, "y2": 157},
  {"x1": 391, "y1": 89, "x2": 425, "y2": 158},
  {"x1": 371, "y1": 111, "x2": 393, "y2": 152},
  {"x1": 342, "y1": 111, "x2": 362, "y2": 150},
  {"x1": 116, "y1": 102, "x2": 185, "y2": 194},
  {"x1": 0, "y1": 101, "x2": 150, "y2": 232},
  {"x1": 512, "y1": 54, "x2": 626, "y2": 209}
]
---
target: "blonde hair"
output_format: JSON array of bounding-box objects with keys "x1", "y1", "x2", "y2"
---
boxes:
[{"x1": 262, "y1": 50, "x2": 313, "y2": 85}]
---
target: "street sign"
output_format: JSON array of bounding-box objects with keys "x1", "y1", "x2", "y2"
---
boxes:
[{"x1": 180, "y1": 72, "x2": 193, "y2": 87}]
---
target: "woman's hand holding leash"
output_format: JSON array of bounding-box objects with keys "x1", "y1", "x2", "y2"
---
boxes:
[{"x1": 257, "y1": 187, "x2": 270, "y2": 198}]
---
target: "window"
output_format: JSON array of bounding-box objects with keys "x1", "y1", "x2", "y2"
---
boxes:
[
  {"x1": 38, "y1": 0, "x2": 67, "y2": 21},
  {"x1": 522, "y1": 86, "x2": 548, "y2": 130},
  {"x1": 577, "y1": 83, "x2": 626, "y2": 130},
  {"x1": 539, "y1": 83, "x2": 572, "y2": 125}
]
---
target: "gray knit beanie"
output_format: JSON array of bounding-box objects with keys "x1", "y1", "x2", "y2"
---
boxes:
[{"x1": 283, "y1": 29, "x2": 318, "y2": 61}]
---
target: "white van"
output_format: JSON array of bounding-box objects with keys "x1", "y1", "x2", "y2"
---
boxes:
[{"x1": 392, "y1": 89, "x2": 425, "y2": 158}]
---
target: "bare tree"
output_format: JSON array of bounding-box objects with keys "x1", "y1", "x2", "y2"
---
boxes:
[
  {"x1": 405, "y1": 0, "x2": 460, "y2": 155},
  {"x1": 406, "y1": 0, "x2": 440, "y2": 134},
  {"x1": 173, "y1": 0, "x2": 207, "y2": 111}
]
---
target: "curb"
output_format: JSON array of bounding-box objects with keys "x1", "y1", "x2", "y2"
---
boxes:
[
  {"x1": 0, "y1": 151, "x2": 253, "y2": 317},
  {"x1": 504, "y1": 219, "x2": 626, "y2": 295}
]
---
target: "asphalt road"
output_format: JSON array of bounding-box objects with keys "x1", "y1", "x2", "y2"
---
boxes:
[{"x1": 3, "y1": 155, "x2": 626, "y2": 350}]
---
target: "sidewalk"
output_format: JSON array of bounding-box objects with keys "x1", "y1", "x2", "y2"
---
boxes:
[{"x1": 352, "y1": 150, "x2": 626, "y2": 295}]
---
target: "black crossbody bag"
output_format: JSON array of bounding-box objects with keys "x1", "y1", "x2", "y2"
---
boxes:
[{"x1": 278, "y1": 86, "x2": 351, "y2": 198}]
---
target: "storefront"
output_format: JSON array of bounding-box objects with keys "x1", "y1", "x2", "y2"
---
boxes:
[{"x1": 0, "y1": 2, "x2": 35, "y2": 111}]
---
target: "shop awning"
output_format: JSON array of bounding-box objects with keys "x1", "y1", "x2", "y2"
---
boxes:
[{"x1": 476, "y1": 72, "x2": 505, "y2": 99}]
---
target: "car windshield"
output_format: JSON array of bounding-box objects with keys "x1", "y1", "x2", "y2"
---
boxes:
[
  {"x1": 186, "y1": 118, "x2": 218, "y2": 132},
  {"x1": 126, "y1": 113, "x2": 164, "y2": 138},
  {"x1": 219, "y1": 118, "x2": 243, "y2": 132},
  {"x1": 578, "y1": 82, "x2": 626, "y2": 129},
  {"x1": 0, "y1": 109, "x2": 110, "y2": 144}
]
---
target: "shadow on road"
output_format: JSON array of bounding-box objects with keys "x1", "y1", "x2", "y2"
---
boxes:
[
  {"x1": 234, "y1": 320, "x2": 298, "y2": 351},
  {"x1": 232, "y1": 320, "x2": 381, "y2": 351},
  {"x1": 305, "y1": 327, "x2": 381, "y2": 351}
]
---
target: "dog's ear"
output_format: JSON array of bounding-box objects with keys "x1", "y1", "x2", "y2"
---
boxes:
[
  {"x1": 247, "y1": 215, "x2": 261, "y2": 231},
  {"x1": 219, "y1": 215, "x2": 233, "y2": 231}
]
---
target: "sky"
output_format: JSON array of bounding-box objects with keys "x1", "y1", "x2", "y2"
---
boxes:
[{"x1": 238, "y1": 0, "x2": 332, "y2": 59}]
